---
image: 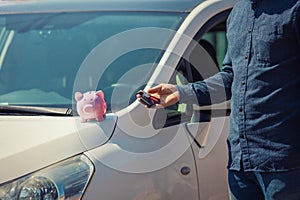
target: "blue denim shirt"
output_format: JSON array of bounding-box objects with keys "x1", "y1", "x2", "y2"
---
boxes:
[{"x1": 177, "y1": 0, "x2": 300, "y2": 172}]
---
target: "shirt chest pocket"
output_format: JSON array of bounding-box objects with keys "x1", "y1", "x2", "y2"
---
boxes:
[{"x1": 255, "y1": 22, "x2": 296, "y2": 65}]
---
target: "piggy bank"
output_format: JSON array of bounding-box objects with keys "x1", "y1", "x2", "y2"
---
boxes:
[{"x1": 75, "y1": 90, "x2": 107, "y2": 123}]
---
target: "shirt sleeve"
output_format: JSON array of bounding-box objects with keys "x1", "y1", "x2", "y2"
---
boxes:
[{"x1": 176, "y1": 52, "x2": 234, "y2": 106}]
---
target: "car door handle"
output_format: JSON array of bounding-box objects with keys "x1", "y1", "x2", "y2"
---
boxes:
[
  {"x1": 185, "y1": 122, "x2": 210, "y2": 148},
  {"x1": 186, "y1": 117, "x2": 229, "y2": 159}
]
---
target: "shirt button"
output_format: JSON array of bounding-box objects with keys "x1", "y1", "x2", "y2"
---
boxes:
[
  {"x1": 245, "y1": 56, "x2": 248, "y2": 59},
  {"x1": 241, "y1": 81, "x2": 246, "y2": 85},
  {"x1": 248, "y1": 28, "x2": 252, "y2": 33},
  {"x1": 239, "y1": 107, "x2": 243, "y2": 112}
]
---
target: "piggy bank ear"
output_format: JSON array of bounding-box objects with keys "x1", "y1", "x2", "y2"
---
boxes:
[
  {"x1": 75, "y1": 92, "x2": 83, "y2": 101},
  {"x1": 96, "y1": 90, "x2": 104, "y2": 99}
]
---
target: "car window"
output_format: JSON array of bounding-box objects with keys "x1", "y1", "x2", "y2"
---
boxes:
[
  {"x1": 0, "y1": 12, "x2": 186, "y2": 112},
  {"x1": 201, "y1": 22, "x2": 227, "y2": 70},
  {"x1": 162, "y1": 12, "x2": 230, "y2": 127}
]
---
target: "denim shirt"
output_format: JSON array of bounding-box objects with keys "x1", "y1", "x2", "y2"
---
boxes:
[{"x1": 177, "y1": 0, "x2": 300, "y2": 172}]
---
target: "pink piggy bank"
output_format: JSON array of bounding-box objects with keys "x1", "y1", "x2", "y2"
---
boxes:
[{"x1": 75, "y1": 90, "x2": 107, "y2": 123}]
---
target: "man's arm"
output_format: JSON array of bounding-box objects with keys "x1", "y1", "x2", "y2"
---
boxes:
[
  {"x1": 140, "y1": 54, "x2": 234, "y2": 109},
  {"x1": 177, "y1": 52, "x2": 234, "y2": 106}
]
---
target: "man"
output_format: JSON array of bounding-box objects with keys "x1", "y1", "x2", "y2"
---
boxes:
[{"x1": 138, "y1": 0, "x2": 300, "y2": 199}]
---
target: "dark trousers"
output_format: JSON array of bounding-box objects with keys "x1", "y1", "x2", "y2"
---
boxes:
[{"x1": 228, "y1": 168, "x2": 300, "y2": 200}]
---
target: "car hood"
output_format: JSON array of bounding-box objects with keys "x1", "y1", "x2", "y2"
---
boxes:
[{"x1": 0, "y1": 114, "x2": 117, "y2": 184}]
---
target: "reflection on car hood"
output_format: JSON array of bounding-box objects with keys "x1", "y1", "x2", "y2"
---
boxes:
[{"x1": 0, "y1": 114, "x2": 117, "y2": 184}]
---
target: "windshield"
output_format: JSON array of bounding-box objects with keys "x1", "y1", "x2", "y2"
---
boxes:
[{"x1": 0, "y1": 11, "x2": 186, "y2": 112}]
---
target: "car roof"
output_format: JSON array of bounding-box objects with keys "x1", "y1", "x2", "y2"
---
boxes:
[{"x1": 0, "y1": 0, "x2": 206, "y2": 14}]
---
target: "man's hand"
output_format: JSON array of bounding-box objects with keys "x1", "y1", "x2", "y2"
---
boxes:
[{"x1": 137, "y1": 84, "x2": 179, "y2": 108}]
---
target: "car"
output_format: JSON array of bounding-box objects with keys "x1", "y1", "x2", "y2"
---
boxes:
[{"x1": 0, "y1": 0, "x2": 237, "y2": 199}]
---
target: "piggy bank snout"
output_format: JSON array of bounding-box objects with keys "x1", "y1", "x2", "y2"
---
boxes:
[{"x1": 83, "y1": 104, "x2": 94, "y2": 114}]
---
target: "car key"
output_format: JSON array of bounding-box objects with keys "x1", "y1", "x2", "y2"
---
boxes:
[{"x1": 137, "y1": 91, "x2": 160, "y2": 107}]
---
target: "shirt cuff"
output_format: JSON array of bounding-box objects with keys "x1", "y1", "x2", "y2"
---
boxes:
[{"x1": 176, "y1": 84, "x2": 198, "y2": 104}]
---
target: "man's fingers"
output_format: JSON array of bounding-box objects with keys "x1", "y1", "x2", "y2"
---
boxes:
[
  {"x1": 147, "y1": 84, "x2": 177, "y2": 95},
  {"x1": 137, "y1": 84, "x2": 179, "y2": 108},
  {"x1": 146, "y1": 85, "x2": 162, "y2": 94}
]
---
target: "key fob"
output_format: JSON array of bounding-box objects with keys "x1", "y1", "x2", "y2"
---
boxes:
[{"x1": 137, "y1": 91, "x2": 160, "y2": 107}]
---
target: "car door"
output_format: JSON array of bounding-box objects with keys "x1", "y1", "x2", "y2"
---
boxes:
[{"x1": 159, "y1": 9, "x2": 232, "y2": 200}]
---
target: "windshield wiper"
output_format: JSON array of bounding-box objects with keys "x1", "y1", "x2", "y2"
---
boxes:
[{"x1": 0, "y1": 105, "x2": 73, "y2": 116}]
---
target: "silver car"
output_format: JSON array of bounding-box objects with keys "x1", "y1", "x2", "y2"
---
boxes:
[{"x1": 0, "y1": 0, "x2": 236, "y2": 199}]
